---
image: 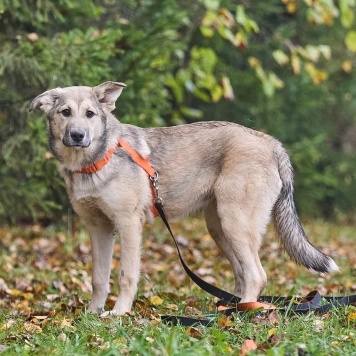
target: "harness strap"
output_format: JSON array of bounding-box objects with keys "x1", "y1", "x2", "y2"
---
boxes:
[
  {"x1": 118, "y1": 139, "x2": 156, "y2": 177},
  {"x1": 76, "y1": 146, "x2": 116, "y2": 174}
]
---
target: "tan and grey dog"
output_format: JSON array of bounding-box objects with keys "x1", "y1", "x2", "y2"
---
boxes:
[{"x1": 30, "y1": 81, "x2": 338, "y2": 316}]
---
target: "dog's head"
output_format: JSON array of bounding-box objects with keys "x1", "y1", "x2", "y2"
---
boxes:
[
  {"x1": 30, "y1": 81, "x2": 126, "y2": 148},
  {"x1": 30, "y1": 82, "x2": 126, "y2": 168}
]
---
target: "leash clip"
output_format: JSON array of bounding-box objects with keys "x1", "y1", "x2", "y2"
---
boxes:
[{"x1": 150, "y1": 171, "x2": 163, "y2": 205}]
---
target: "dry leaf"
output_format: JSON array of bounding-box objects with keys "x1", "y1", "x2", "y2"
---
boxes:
[
  {"x1": 218, "y1": 314, "x2": 234, "y2": 328},
  {"x1": 23, "y1": 322, "x2": 42, "y2": 333},
  {"x1": 240, "y1": 339, "x2": 258, "y2": 356},
  {"x1": 268, "y1": 327, "x2": 277, "y2": 337},
  {"x1": 0, "y1": 319, "x2": 16, "y2": 330},
  {"x1": 150, "y1": 296, "x2": 163, "y2": 306},
  {"x1": 58, "y1": 332, "x2": 67, "y2": 342},
  {"x1": 347, "y1": 310, "x2": 356, "y2": 321},
  {"x1": 185, "y1": 327, "x2": 203, "y2": 339}
]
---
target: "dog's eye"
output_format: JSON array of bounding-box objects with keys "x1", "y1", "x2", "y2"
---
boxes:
[
  {"x1": 86, "y1": 110, "x2": 95, "y2": 119},
  {"x1": 61, "y1": 109, "x2": 71, "y2": 117}
]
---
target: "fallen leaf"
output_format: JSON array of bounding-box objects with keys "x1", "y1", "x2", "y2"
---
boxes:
[
  {"x1": 150, "y1": 296, "x2": 164, "y2": 306},
  {"x1": 58, "y1": 332, "x2": 67, "y2": 342},
  {"x1": 0, "y1": 278, "x2": 9, "y2": 291},
  {"x1": 268, "y1": 327, "x2": 277, "y2": 337},
  {"x1": 166, "y1": 303, "x2": 178, "y2": 311},
  {"x1": 185, "y1": 327, "x2": 202, "y2": 339},
  {"x1": 347, "y1": 310, "x2": 356, "y2": 321},
  {"x1": 240, "y1": 339, "x2": 258, "y2": 356},
  {"x1": 217, "y1": 314, "x2": 234, "y2": 328},
  {"x1": 23, "y1": 322, "x2": 42, "y2": 333},
  {"x1": 185, "y1": 305, "x2": 202, "y2": 315},
  {"x1": 0, "y1": 319, "x2": 16, "y2": 330}
]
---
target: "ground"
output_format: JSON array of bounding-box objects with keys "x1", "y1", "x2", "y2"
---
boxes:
[{"x1": 0, "y1": 217, "x2": 355, "y2": 355}]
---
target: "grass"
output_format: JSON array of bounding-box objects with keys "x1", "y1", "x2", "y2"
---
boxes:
[{"x1": 0, "y1": 218, "x2": 355, "y2": 355}]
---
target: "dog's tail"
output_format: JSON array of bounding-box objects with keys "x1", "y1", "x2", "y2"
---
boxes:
[{"x1": 273, "y1": 143, "x2": 338, "y2": 273}]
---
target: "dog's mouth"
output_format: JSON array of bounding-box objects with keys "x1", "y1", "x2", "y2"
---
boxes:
[
  {"x1": 64, "y1": 141, "x2": 91, "y2": 148},
  {"x1": 63, "y1": 140, "x2": 91, "y2": 149}
]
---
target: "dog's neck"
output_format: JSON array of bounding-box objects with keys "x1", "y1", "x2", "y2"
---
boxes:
[{"x1": 75, "y1": 143, "x2": 119, "y2": 174}]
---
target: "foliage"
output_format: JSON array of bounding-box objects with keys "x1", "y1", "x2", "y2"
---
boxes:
[
  {"x1": 0, "y1": 0, "x2": 355, "y2": 223},
  {"x1": 0, "y1": 219, "x2": 355, "y2": 354}
]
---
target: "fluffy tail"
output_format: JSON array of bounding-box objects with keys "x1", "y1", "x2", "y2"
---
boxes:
[{"x1": 273, "y1": 144, "x2": 338, "y2": 273}]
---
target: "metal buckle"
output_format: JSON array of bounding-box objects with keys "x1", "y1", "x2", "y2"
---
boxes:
[{"x1": 149, "y1": 171, "x2": 163, "y2": 205}]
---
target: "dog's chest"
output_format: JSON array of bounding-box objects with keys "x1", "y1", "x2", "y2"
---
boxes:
[{"x1": 65, "y1": 171, "x2": 113, "y2": 202}]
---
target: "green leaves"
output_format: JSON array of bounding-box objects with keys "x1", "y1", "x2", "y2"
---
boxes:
[
  {"x1": 249, "y1": 57, "x2": 284, "y2": 97},
  {"x1": 345, "y1": 30, "x2": 356, "y2": 51},
  {"x1": 340, "y1": 0, "x2": 355, "y2": 28}
]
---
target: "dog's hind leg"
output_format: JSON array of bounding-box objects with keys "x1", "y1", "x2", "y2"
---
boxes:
[
  {"x1": 86, "y1": 221, "x2": 115, "y2": 314},
  {"x1": 204, "y1": 199, "x2": 245, "y2": 297},
  {"x1": 217, "y1": 211, "x2": 267, "y2": 302},
  {"x1": 214, "y1": 175, "x2": 276, "y2": 302}
]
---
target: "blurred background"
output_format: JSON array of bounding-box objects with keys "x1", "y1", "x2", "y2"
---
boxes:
[{"x1": 0, "y1": 0, "x2": 355, "y2": 226}]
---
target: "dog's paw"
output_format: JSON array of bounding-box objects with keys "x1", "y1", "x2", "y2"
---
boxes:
[
  {"x1": 87, "y1": 304, "x2": 104, "y2": 315},
  {"x1": 100, "y1": 307, "x2": 132, "y2": 318},
  {"x1": 100, "y1": 310, "x2": 121, "y2": 318}
]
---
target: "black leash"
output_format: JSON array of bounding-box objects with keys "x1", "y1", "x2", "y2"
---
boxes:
[{"x1": 154, "y1": 201, "x2": 356, "y2": 327}]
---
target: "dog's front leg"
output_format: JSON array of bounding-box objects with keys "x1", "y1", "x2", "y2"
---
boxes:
[
  {"x1": 86, "y1": 222, "x2": 115, "y2": 314},
  {"x1": 104, "y1": 213, "x2": 143, "y2": 316}
]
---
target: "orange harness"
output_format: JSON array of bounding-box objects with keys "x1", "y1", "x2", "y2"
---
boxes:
[{"x1": 76, "y1": 138, "x2": 159, "y2": 216}]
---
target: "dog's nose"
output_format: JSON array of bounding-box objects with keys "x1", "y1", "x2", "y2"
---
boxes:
[{"x1": 70, "y1": 129, "x2": 86, "y2": 143}]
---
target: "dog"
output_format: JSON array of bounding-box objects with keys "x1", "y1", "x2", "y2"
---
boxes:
[{"x1": 30, "y1": 81, "x2": 338, "y2": 316}]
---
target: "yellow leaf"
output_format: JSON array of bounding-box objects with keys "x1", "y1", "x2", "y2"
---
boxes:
[
  {"x1": 287, "y1": 2, "x2": 298, "y2": 14},
  {"x1": 291, "y1": 54, "x2": 301, "y2": 75},
  {"x1": 218, "y1": 314, "x2": 234, "y2": 327},
  {"x1": 268, "y1": 328, "x2": 278, "y2": 337},
  {"x1": 345, "y1": 30, "x2": 356, "y2": 52},
  {"x1": 150, "y1": 296, "x2": 163, "y2": 306},
  {"x1": 342, "y1": 60, "x2": 353, "y2": 73},
  {"x1": 221, "y1": 76, "x2": 234, "y2": 101},
  {"x1": 61, "y1": 318, "x2": 76, "y2": 330},
  {"x1": 273, "y1": 50, "x2": 290, "y2": 66},
  {"x1": 226, "y1": 345, "x2": 233, "y2": 354},
  {"x1": 248, "y1": 56, "x2": 261, "y2": 69},
  {"x1": 347, "y1": 311, "x2": 356, "y2": 320},
  {"x1": 6, "y1": 289, "x2": 21, "y2": 297}
]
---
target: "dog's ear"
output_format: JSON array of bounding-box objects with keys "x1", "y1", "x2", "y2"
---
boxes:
[
  {"x1": 93, "y1": 81, "x2": 127, "y2": 112},
  {"x1": 29, "y1": 89, "x2": 61, "y2": 114}
]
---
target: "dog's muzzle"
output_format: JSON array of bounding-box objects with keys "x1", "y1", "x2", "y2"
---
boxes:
[{"x1": 63, "y1": 127, "x2": 91, "y2": 148}]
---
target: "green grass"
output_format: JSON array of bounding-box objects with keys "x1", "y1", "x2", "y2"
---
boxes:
[{"x1": 0, "y1": 218, "x2": 355, "y2": 355}]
